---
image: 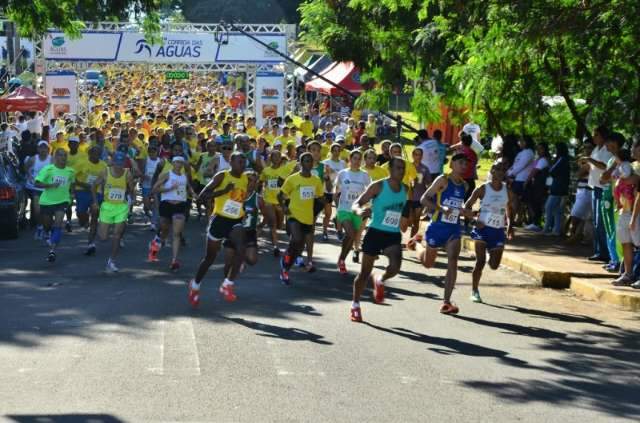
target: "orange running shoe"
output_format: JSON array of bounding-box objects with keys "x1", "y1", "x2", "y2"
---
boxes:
[
  {"x1": 439, "y1": 302, "x2": 459, "y2": 314},
  {"x1": 170, "y1": 259, "x2": 180, "y2": 271},
  {"x1": 338, "y1": 259, "x2": 347, "y2": 275},
  {"x1": 188, "y1": 280, "x2": 200, "y2": 308},
  {"x1": 350, "y1": 306, "x2": 363, "y2": 322},
  {"x1": 219, "y1": 283, "x2": 237, "y2": 302},
  {"x1": 147, "y1": 239, "x2": 160, "y2": 262},
  {"x1": 372, "y1": 274, "x2": 385, "y2": 304}
]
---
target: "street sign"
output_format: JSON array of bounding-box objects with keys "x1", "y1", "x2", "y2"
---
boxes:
[{"x1": 165, "y1": 71, "x2": 190, "y2": 80}]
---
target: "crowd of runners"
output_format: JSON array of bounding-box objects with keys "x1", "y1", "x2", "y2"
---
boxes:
[{"x1": 11, "y1": 71, "x2": 516, "y2": 322}]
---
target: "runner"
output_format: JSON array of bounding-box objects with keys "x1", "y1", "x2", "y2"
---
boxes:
[
  {"x1": 322, "y1": 143, "x2": 347, "y2": 240},
  {"x1": 34, "y1": 148, "x2": 76, "y2": 262},
  {"x1": 350, "y1": 157, "x2": 409, "y2": 322},
  {"x1": 278, "y1": 152, "x2": 325, "y2": 285},
  {"x1": 188, "y1": 152, "x2": 248, "y2": 307},
  {"x1": 141, "y1": 143, "x2": 162, "y2": 229},
  {"x1": 24, "y1": 140, "x2": 51, "y2": 240},
  {"x1": 64, "y1": 136, "x2": 85, "y2": 232},
  {"x1": 415, "y1": 153, "x2": 474, "y2": 314},
  {"x1": 260, "y1": 150, "x2": 290, "y2": 256},
  {"x1": 464, "y1": 160, "x2": 514, "y2": 303},
  {"x1": 407, "y1": 148, "x2": 431, "y2": 245},
  {"x1": 148, "y1": 155, "x2": 195, "y2": 270},
  {"x1": 75, "y1": 145, "x2": 108, "y2": 255},
  {"x1": 91, "y1": 151, "x2": 135, "y2": 272},
  {"x1": 335, "y1": 150, "x2": 371, "y2": 274},
  {"x1": 223, "y1": 171, "x2": 259, "y2": 274}
]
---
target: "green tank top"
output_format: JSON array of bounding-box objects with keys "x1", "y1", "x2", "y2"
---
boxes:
[
  {"x1": 243, "y1": 192, "x2": 259, "y2": 230},
  {"x1": 369, "y1": 179, "x2": 407, "y2": 233},
  {"x1": 311, "y1": 162, "x2": 324, "y2": 180}
]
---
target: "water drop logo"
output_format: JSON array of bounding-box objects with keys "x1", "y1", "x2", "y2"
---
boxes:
[
  {"x1": 268, "y1": 41, "x2": 279, "y2": 50},
  {"x1": 134, "y1": 39, "x2": 152, "y2": 57},
  {"x1": 52, "y1": 36, "x2": 65, "y2": 47}
]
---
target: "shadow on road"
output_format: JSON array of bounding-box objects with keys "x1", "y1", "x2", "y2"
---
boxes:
[
  {"x1": 6, "y1": 415, "x2": 125, "y2": 423},
  {"x1": 226, "y1": 317, "x2": 332, "y2": 345}
]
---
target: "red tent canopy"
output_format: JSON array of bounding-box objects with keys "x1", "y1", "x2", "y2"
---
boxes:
[
  {"x1": 0, "y1": 86, "x2": 48, "y2": 112},
  {"x1": 305, "y1": 62, "x2": 363, "y2": 96}
]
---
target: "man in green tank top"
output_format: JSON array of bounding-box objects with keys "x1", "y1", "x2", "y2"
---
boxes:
[{"x1": 349, "y1": 157, "x2": 410, "y2": 322}]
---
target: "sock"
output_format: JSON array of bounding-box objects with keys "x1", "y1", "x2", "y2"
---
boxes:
[
  {"x1": 153, "y1": 235, "x2": 162, "y2": 243},
  {"x1": 50, "y1": 227, "x2": 62, "y2": 244},
  {"x1": 351, "y1": 301, "x2": 360, "y2": 309},
  {"x1": 223, "y1": 278, "x2": 234, "y2": 287},
  {"x1": 191, "y1": 280, "x2": 200, "y2": 290}
]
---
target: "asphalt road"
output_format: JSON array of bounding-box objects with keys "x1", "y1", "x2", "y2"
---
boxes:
[{"x1": 1, "y1": 212, "x2": 639, "y2": 423}]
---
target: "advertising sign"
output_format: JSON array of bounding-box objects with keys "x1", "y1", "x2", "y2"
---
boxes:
[
  {"x1": 45, "y1": 70, "x2": 78, "y2": 120},
  {"x1": 44, "y1": 31, "x2": 287, "y2": 64},
  {"x1": 165, "y1": 71, "x2": 190, "y2": 80},
  {"x1": 255, "y1": 72, "x2": 285, "y2": 128}
]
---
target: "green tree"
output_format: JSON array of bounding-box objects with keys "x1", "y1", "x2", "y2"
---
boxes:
[
  {"x1": 300, "y1": 0, "x2": 640, "y2": 140},
  {"x1": 180, "y1": 0, "x2": 303, "y2": 24}
]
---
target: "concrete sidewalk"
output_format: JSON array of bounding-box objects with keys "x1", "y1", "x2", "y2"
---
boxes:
[{"x1": 461, "y1": 231, "x2": 640, "y2": 312}]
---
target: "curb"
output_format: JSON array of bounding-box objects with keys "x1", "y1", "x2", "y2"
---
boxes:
[
  {"x1": 461, "y1": 237, "x2": 570, "y2": 288},
  {"x1": 570, "y1": 278, "x2": 640, "y2": 311},
  {"x1": 462, "y1": 237, "x2": 640, "y2": 311}
]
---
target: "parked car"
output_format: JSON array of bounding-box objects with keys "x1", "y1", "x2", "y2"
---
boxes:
[{"x1": 0, "y1": 150, "x2": 28, "y2": 239}]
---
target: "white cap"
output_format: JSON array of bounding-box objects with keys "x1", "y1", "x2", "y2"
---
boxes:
[
  {"x1": 172, "y1": 155, "x2": 186, "y2": 163},
  {"x1": 37, "y1": 140, "x2": 49, "y2": 147},
  {"x1": 273, "y1": 140, "x2": 282, "y2": 147},
  {"x1": 68, "y1": 136, "x2": 80, "y2": 143}
]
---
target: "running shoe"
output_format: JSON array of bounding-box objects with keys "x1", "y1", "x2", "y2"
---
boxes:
[
  {"x1": 337, "y1": 230, "x2": 345, "y2": 242},
  {"x1": 148, "y1": 239, "x2": 160, "y2": 262},
  {"x1": 350, "y1": 306, "x2": 363, "y2": 322},
  {"x1": 84, "y1": 244, "x2": 96, "y2": 256},
  {"x1": 188, "y1": 280, "x2": 200, "y2": 308},
  {"x1": 46, "y1": 251, "x2": 56, "y2": 263},
  {"x1": 219, "y1": 283, "x2": 237, "y2": 302},
  {"x1": 149, "y1": 223, "x2": 157, "y2": 232},
  {"x1": 295, "y1": 256, "x2": 305, "y2": 268},
  {"x1": 372, "y1": 274, "x2": 385, "y2": 304},
  {"x1": 322, "y1": 231, "x2": 329, "y2": 241},
  {"x1": 338, "y1": 259, "x2": 347, "y2": 275},
  {"x1": 439, "y1": 302, "x2": 459, "y2": 314},
  {"x1": 170, "y1": 259, "x2": 180, "y2": 272},
  {"x1": 470, "y1": 290, "x2": 483, "y2": 303},
  {"x1": 280, "y1": 258, "x2": 291, "y2": 285},
  {"x1": 352, "y1": 250, "x2": 360, "y2": 263},
  {"x1": 306, "y1": 261, "x2": 317, "y2": 273},
  {"x1": 612, "y1": 273, "x2": 634, "y2": 286},
  {"x1": 65, "y1": 222, "x2": 72, "y2": 233},
  {"x1": 105, "y1": 259, "x2": 119, "y2": 273},
  {"x1": 605, "y1": 263, "x2": 620, "y2": 273},
  {"x1": 631, "y1": 280, "x2": 640, "y2": 289},
  {"x1": 406, "y1": 234, "x2": 423, "y2": 251}
]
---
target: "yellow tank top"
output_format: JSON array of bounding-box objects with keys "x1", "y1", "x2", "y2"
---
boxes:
[
  {"x1": 104, "y1": 168, "x2": 128, "y2": 204},
  {"x1": 213, "y1": 171, "x2": 248, "y2": 219}
]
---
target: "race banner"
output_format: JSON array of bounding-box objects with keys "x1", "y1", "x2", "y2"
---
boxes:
[
  {"x1": 45, "y1": 70, "x2": 78, "y2": 120},
  {"x1": 43, "y1": 31, "x2": 287, "y2": 64},
  {"x1": 255, "y1": 72, "x2": 285, "y2": 128}
]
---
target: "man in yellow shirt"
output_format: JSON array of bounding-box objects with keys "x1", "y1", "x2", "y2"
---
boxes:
[
  {"x1": 299, "y1": 114, "x2": 314, "y2": 138},
  {"x1": 278, "y1": 152, "x2": 324, "y2": 284}
]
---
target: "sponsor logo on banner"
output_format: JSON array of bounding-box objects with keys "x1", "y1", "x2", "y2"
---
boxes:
[
  {"x1": 51, "y1": 88, "x2": 71, "y2": 98},
  {"x1": 261, "y1": 88, "x2": 279, "y2": 99},
  {"x1": 132, "y1": 37, "x2": 202, "y2": 59}
]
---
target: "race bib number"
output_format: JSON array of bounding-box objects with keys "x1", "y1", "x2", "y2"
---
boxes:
[
  {"x1": 53, "y1": 175, "x2": 67, "y2": 186},
  {"x1": 222, "y1": 199, "x2": 242, "y2": 218},
  {"x1": 382, "y1": 210, "x2": 401, "y2": 228},
  {"x1": 485, "y1": 213, "x2": 505, "y2": 229},
  {"x1": 267, "y1": 179, "x2": 279, "y2": 190},
  {"x1": 86, "y1": 175, "x2": 97, "y2": 186},
  {"x1": 300, "y1": 186, "x2": 315, "y2": 200},
  {"x1": 346, "y1": 190, "x2": 360, "y2": 203},
  {"x1": 441, "y1": 208, "x2": 460, "y2": 224},
  {"x1": 108, "y1": 188, "x2": 125, "y2": 201},
  {"x1": 176, "y1": 186, "x2": 187, "y2": 199}
]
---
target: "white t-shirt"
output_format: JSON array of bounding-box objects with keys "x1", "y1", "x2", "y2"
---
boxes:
[
  {"x1": 463, "y1": 123, "x2": 485, "y2": 155},
  {"x1": 27, "y1": 115, "x2": 43, "y2": 134},
  {"x1": 507, "y1": 148, "x2": 535, "y2": 182},
  {"x1": 336, "y1": 169, "x2": 371, "y2": 211},
  {"x1": 535, "y1": 157, "x2": 550, "y2": 170},
  {"x1": 418, "y1": 139, "x2": 442, "y2": 174},
  {"x1": 588, "y1": 145, "x2": 614, "y2": 189}
]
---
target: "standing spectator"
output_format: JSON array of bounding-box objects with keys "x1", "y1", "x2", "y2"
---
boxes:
[
  {"x1": 567, "y1": 141, "x2": 594, "y2": 244},
  {"x1": 583, "y1": 126, "x2": 612, "y2": 262},
  {"x1": 507, "y1": 136, "x2": 535, "y2": 225},
  {"x1": 417, "y1": 129, "x2": 444, "y2": 180},
  {"x1": 433, "y1": 129, "x2": 448, "y2": 178},
  {"x1": 524, "y1": 141, "x2": 550, "y2": 231},
  {"x1": 544, "y1": 142, "x2": 571, "y2": 236}
]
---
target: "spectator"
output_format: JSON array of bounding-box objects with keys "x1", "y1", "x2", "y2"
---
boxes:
[
  {"x1": 543, "y1": 142, "x2": 571, "y2": 236},
  {"x1": 584, "y1": 126, "x2": 612, "y2": 262},
  {"x1": 456, "y1": 132, "x2": 478, "y2": 198},
  {"x1": 599, "y1": 132, "x2": 625, "y2": 272},
  {"x1": 417, "y1": 129, "x2": 444, "y2": 180},
  {"x1": 507, "y1": 136, "x2": 535, "y2": 225},
  {"x1": 524, "y1": 140, "x2": 550, "y2": 231},
  {"x1": 567, "y1": 141, "x2": 594, "y2": 244}
]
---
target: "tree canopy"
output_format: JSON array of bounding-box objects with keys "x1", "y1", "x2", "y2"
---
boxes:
[
  {"x1": 181, "y1": 0, "x2": 302, "y2": 24},
  {"x1": 300, "y1": 0, "x2": 640, "y2": 141}
]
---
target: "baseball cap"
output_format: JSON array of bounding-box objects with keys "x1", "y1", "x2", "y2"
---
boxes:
[
  {"x1": 113, "y1": 151, "x2": 126, "y2": 166},
  {"x1": 336, "y1": 135, "x2": 345, "y2": 143},
  {"x1": 68, "y1": 136, "x2": 80, "y2": 143},
  {"x1": 37, "y1": 140, "x2": 49, "y2": 147},
  {"x1": 172, "y1": 155, "x2": 186, "y2": 163},
  {"x1": 451, "y1": 153, "x2": 468, "y2": 162}
]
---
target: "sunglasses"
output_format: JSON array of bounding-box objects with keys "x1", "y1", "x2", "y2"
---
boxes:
[{"x1": 221, "y1": 146, "x2": 233, "y2": 151}]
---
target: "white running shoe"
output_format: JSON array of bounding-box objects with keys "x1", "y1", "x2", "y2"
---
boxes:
[{"x1": 105, "y1": 259, "x2": 119, "y2": 273}]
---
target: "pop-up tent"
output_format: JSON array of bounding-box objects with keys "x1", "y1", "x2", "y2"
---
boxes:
[
  {"x1": 0, "y1": 86, "x2": 48, "y2": 112},
  {"x1": 295, "y1": 55, "x2": 333, "y2": 82},
  {"x1": 305, "y1": 62, "x2": 363, "y2": 96}
]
